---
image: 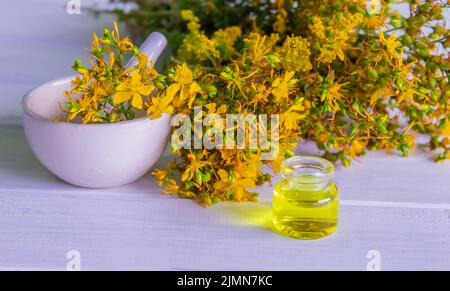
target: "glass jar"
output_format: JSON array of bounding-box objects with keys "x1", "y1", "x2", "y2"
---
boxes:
[{"x1": 273, "y1": 156, "x2": 339, "y2": 240}]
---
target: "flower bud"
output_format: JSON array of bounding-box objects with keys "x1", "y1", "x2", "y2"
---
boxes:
[{"x1": 368, "y1": 69, "x2": 379, "y2": 81}]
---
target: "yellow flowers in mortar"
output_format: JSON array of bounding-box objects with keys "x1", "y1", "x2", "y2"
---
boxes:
[{"x1": 62, "y1": 22, "x2": 173, "y2": 124}]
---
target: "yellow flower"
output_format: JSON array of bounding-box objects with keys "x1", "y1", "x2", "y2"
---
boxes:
[
  {"x1": 312, "y1": 13, "x2": 363, "y2": 63},
  {"x1": 310, "y1": 17, "x2": 326, "y2": 39},
  {"x1": 245, "y1": 33, "x2": 279, "y2": 64},
  {"x1": 91, "y1": 32, "x2": 100, "y2": 53},
  {"x1": 249, "y1": 83, "x2": 270, "y2": 107},
  {"x1": 167, "y1": 64, "x2": 204, "y2": 108},
  {"x1": 147, "y1": 95, "x2": 174, "y2": 120},
  {"x1": 181, "y1": 152, "x2": 212, "y2": 184},
  {"x1": 333, "y1": 44, "x2": 346, "y2": 61},
  {"x1": 187, "y1": 82, "x2": 203, "y2": 108},
  {"x1": 82, "y1": 109, "x2": 103, "y2": 124},
  {"x1": 163, "y1": 179, "x2": 179, "y2": 194},
  {"x1": 119, "y1": 37, "x2": 135, "y2": 53},
  {"x1": 323, "y1": 82, "x2": 348, "y2": 112},
  {"x1": 205, "y1": 103, "x2": 227, "y2": 114},
  {"x1": 234, "y1": 151, "x2": 261, "y2": 180},
  {"x1": 64, "y1": 92, "x2": 90, "y2": 121},
  {"x1": 318, "y1": 48, "x2": 337, "y2": 64},
  {"x1": 113, "y1": 20, "x2": 120, "y2": 40},
  {"x1": 180, "y1": 10, "x2": 197, "y2": 22},
  {"x1": 214, "y1": 169, "x2": 255, "y2": 201},
  {"x1": 178, "y1": 10, "x2": 220, "y2": 63},
  {"x1": 402, "y1": 132, "x2": 417, "y2": 155},
  {"x1": 397, "y1": 86, "x2": 416, "y2": 105},
  {"x1": 152, "y1": 168, "x2": 170, "y2": 187},
  {"x1": 370, "y1": 87, "x2": 394, "y2": 106},
  {"x1": 281, "y1": 36, "x2": 312, "y2": 72},
  {"x1": 136, "y1": 52, "x2": 149, "y2": 70},
  {"x1": 281, "y1": 103, "x2": 305, "y2": 131},
  {"x1": 379, "y1": 31, "x2": 401, "y2": 56},
  {"x1": 271, "y1": 71, "x2": 297, "y2": 102},
  {"x1": 175, "y1": 63, "x2": 194, "y2": 85},
  {"x1": 92, "y1": 84, "x2": 107, "y2": 101},
  {"x1": 113, "y1": 72, "x2": 154, "y2": 109},
  {"x1": 349, "y1": 140, "x2": 365, "y2": 159},
  {"x1": 212, "y1": 26, "x2": 242, "y2": 60},
  {"x1": 442, "y1": 119, "x2": 450, "y2": 137}
]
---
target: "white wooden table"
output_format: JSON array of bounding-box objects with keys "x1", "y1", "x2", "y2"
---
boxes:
[
  {"x1": 0, "y1": 125, "x2": 449, "y2": 271},
  {"x1": 1, "y1": 0, "x2": 449, "y2": 271}
]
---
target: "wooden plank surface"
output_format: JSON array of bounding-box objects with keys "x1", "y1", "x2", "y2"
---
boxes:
[{"x1": 0, "y1": 125, "x2": 449, "y2": 270}]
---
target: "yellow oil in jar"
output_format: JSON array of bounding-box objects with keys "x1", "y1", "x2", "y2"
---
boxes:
[{"x1": 273, "y1": 175, "x2": 339, "y2": 240}]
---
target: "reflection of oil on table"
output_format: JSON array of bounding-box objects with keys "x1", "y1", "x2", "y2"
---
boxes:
[{"x1": 0, "y1": 125, "x2": 449, "y2": 270}]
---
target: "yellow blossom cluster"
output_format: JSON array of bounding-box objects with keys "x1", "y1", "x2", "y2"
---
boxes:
[
  {"x1": 151, "y1": 1, "x2": 449, "y2": 205},
  {"x1": 150, "y1": 19, "x2": 311, "y2": 204},
  {"x1": 63, "y1": 22, "x2": 163, "y2": 124},
  {"x1": 84, "y1": 0, "x2": 449, "y2": 205}
]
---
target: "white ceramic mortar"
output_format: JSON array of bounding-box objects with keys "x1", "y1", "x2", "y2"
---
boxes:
[{"x1": 22, "y1": 32, "x2": 172, "y2": 188}]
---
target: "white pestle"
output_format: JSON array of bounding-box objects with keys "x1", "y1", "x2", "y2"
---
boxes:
[{"x1": 125, "y1": 32, "x2": 168, "y2": 68}]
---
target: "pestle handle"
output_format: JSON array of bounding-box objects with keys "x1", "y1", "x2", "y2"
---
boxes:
[{"x1": 126, "y1": 32, "x2": 168, "y2": 68}]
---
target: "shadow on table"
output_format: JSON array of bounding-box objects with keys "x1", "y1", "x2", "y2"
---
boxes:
[{"x1": 217, "y1": 202, "x2": 274, "y2": 231}]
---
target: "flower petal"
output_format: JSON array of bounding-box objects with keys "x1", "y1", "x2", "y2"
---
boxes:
[
  {"x1": 113, "y1": 91, "x2": 131, "y2": 105},
  {"x1": 131, "y1": 92, "x2": 143, "y2": 109},
  {"x1": 166, "y1": 83, "x2": 181, "y2": 98}
]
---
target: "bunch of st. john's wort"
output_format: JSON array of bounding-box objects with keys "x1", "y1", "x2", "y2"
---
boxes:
[
  {"x1": 80, "y1": 1, "x2": 449, "y2": 206},
  {"x1": 151, "y1": 3, "x2": 449, "y2": 206},
  {"x1": 62, "y1": 22, "x2": 170, "y2": 124},
  {"x1": 106, "y1": 0, "x2": 449, "y2": 165}
]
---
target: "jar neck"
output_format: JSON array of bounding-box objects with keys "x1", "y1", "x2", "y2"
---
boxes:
[{"x1": 281, "y1": 156, "x2": 334, "y2": 190}]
